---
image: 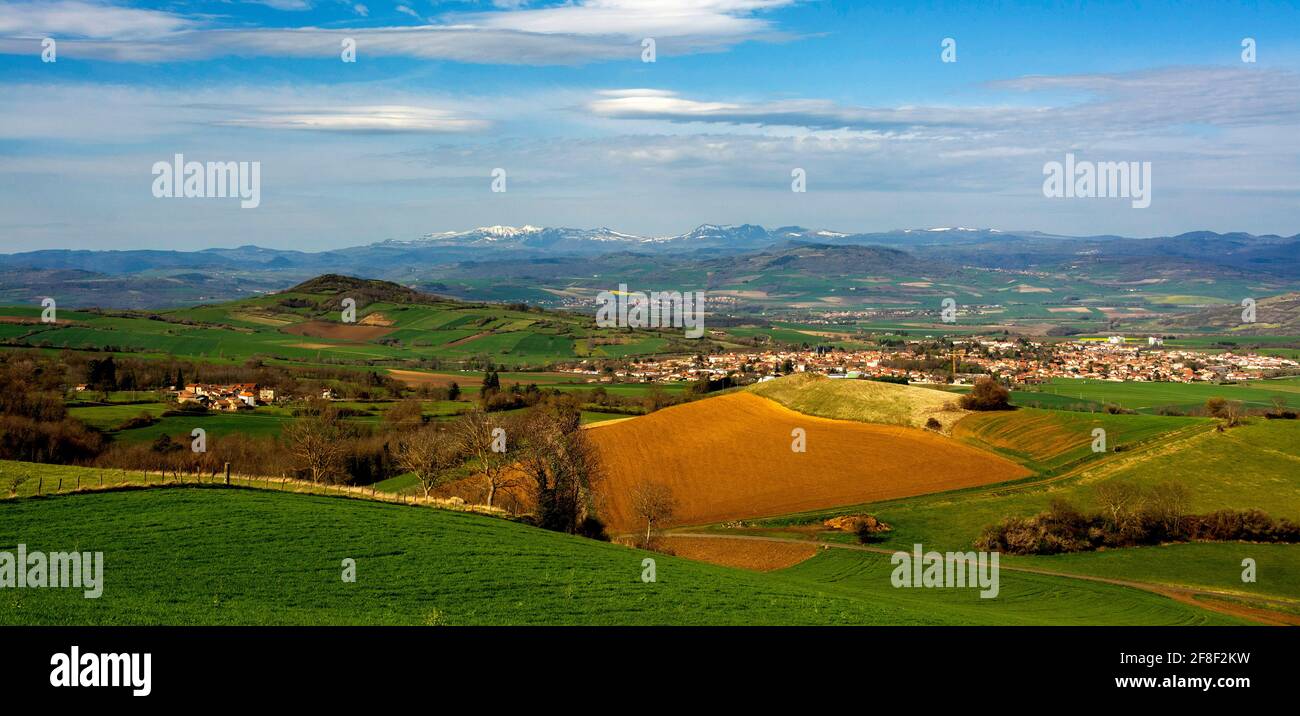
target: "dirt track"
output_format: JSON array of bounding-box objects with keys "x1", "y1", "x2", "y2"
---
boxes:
[{"x1": 665, "y1": 532, "x2": 1300, "y2": 626}]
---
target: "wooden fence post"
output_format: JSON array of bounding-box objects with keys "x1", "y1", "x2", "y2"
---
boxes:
[
  {"x1": 36, "y1": 477, "x2": 42, "y2": 495},
  {"x1": 224, "y1": 462, "x2": 231, "y2": 486}
]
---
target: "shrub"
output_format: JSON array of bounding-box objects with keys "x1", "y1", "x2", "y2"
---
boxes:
[
  {"x1": 959, "y1": 377, "x2": 1011, "y2": 411},
  {"x1": 577, "y1": 516, "x2": 610, "y2": 542},
  {"x1": 116, "y1": 412, "x2": 160, "y2": 431},
  {"x1": 976, "y1": 490, "x2": 1300, "y2": 555}
]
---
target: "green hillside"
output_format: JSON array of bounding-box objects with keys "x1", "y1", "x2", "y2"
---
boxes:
[
  {"x1": 746, "y1": 373, "x2": 967, "y2": 431},
  {"x1": 953, "y1": 407, "x2": 1206, "y2": 473},
  {"x1": 0, "y1": 487, "x2": 1241, "y2": 625},
  {"x1": 0, "y1": 274, "x2": 681, "y2": 369},
  {"x1": 731, "y1": 416, "x2": 1300, "y2": 606}
]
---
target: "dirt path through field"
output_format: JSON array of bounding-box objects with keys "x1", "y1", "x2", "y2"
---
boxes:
[{"x1": 663, "y1": 532, "x2": 1300, "y2": 626}]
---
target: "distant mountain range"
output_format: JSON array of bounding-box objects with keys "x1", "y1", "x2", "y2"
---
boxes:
[
  {"x1": 1, "y1": 225, "x2": 1298, "y2": 311},
  {"x1": 385, "y1": 223, "x2": 842, "y2": 252}
]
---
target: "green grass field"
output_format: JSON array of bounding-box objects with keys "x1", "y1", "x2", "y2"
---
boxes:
[
  {"x1": 747, "y1": 373, "x2": 965, "y2": 430},
  {"x1": 1015, "y1": 378, "x2": 1300, "y2": 413},
  {"x1": 1015, "y1": 543, "x2": 1300, "y2": 606},
  {"x1": 729, "y1": 415, "x2": 1300, "y2": 607},
  {"x1": 0, "y1": 487, "x2": 1242, "y2": 625},
  {"x1": 954, "y1": 407, "x2": 1205, "y2": 473}
]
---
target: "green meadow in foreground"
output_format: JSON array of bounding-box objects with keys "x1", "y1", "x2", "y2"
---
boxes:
[{"x1": 0, "y1": 488, "x2": 1241, "y2": 625}]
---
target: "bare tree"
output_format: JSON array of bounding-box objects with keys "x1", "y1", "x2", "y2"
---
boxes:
[
  {"x1": 1094, "y1": 481, "x2": 1144, "y2": 532},
  {"x1": 1205, "y1": 397, "x2": 1245, "y2": 427},
  {"x1": 630, "y1": 480, "x2": 677, "y2": 546},
  {"x1": 1145, "y1": 480, "x2": 1192, "y2": 536},
  {"x1": 395, "y1": 423, "x2": 461, "y2": 498},
  {"x1": 383, "y1": 398, "x2": 426, "y2": 430},
  {"x1": 453, "y1": 408, "x2": 519, "y2": 508},
  {"x1": 282, "y1": 401, "x2": 348, "y2": 483},
  {"x1": 515, "y1": 400, "x2": 605, "y2": 534}
]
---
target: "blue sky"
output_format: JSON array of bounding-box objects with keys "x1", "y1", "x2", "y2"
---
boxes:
[{"x1": 0, "y1": 0, "x2": 1297, "y2": 251}]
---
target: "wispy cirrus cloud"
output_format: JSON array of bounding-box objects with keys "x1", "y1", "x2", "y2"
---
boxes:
[
  {"x1": 589, "y1": 67, "x2": 1300, "y2": 137},
  {"x1": 0, "y1": 0, "x2": 795, "y2": 64},
  {"x1": 0, "y1": 83, "x2": 491, "y2": 140},
  {"x1": 214, "y1": 105, "x2": 489, "y2": 133},
  {"x1": 586, "y1": 88, "x2": 1027, "y2": 133},
  {"x1": 0, "y1": 0, "x2": 193, "y2": 39}
]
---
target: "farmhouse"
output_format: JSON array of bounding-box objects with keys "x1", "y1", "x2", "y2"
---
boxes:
[{"x1": 174, "y1": 382, "x2": 272, "y2": 407}]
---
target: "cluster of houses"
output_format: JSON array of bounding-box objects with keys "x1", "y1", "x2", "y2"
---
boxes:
[
  {"x1": 558, "y1": 336, "x2": 1299, "y2": 386},
  {"x1": 173, "y1": 383, "x2": 277, "y2": 411},
  {"x1": 165, "y1": 383, "x2": 341, "y2": 409}
]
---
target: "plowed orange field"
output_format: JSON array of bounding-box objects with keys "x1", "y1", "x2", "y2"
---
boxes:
[
  {"x1": 589, "y1": 392, "x2": 1031, "y2": 530},
  {"x1": 280, "y1": 320, "x2": 394, "y2": 342},
  {"x1": 661, "y1": 536, "x2": 818, "y2": 571}
]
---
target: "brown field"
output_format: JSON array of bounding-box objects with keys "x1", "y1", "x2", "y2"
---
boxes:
[
  {"x1": 230, "y1": 311, "x2": 296, "y2": 326},
  {"x1": 279, "y1": 320, "x2": 394, "y2": 342},
  {"x1": 387, "y1": 369, "x2": 465, "y2": 387},
  {"x1": 589, "y1": 392, "x2": 1031, "y2": 531},
  {"x1": 658, "y1": 536, "x2": 818, "y2": 571}
]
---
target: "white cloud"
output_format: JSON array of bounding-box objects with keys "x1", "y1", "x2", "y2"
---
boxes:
[
  {"x1": 0, "y1": 0, "x2": 792, "y2": 63},
  {"x1": 0, "y1": 83, "x2": 491, "y2": 140},
  {"x1": 0, "y1": 0, "x2": 192, "y2": 39},
  {"x1": 589, "y1": 67, "x2": 1300, "y2": 138},
  {"x1": 216, "y1": 105, "x2": 489, "y2": 133},
  {"x1": 245, "y1": 0, "x2": 314, "y2": 11},
  {"x1": 460, "y1": 0, "x2": 792, "y2": 38},
  {"x1": 587, "y1": 88, "x2": 1033, "y2": 133}
]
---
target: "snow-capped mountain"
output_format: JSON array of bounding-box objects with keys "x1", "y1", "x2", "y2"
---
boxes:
[
  {"x1": 374, "y1": 223, "x2": 1031, "y2": 255},
  {"x1": 385, "y1": 223, "x2": 822, "y2": 253}
]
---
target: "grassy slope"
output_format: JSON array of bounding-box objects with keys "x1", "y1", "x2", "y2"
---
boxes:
[
  {"x1": 746, "y1": 373, "x2": 967, "y2": 431},
  {"x1": 737, "y1": 418, "x2": 1300, "y2": 602},
  {"x1": 952, "y1": 407, "x2": 1205, "y2": 473},
  {"x1": 1014, "y1": 378, "x2": 1300, "y2": 413},
  {"x1": 704, "y1": 377, "x2": 1300, "y2": 605},
  {"x1": 0, "y1": 488, "x2": 1241, "y2": 625},
  {"x1": 0, "y1": 283, "x2": 673, "y2": 367}
]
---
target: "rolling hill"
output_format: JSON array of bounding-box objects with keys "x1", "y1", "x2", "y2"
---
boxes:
[
  {"x1": 747, "y1": 373, "x2": 968, "y2": 432},
  {"x1": 587, "y1": 390, "x2": 1030, "y2": 531},
  {"x1": 952, "y1": 407, "x2": 1206, "y2": 472},
  {"x1": 1157, "y1": 292, "x2": 1300, "y2": 334},
  {"x1": 0, "y1": 486, "x2": 1241, "y2": 625},
  {"x1": 0, "y1": 274, "x2": 681, "y2": 368}
]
